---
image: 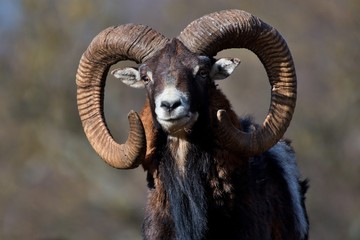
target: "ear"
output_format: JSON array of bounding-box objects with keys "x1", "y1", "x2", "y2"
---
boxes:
[
  {"x1": 210, "y1": 58, "x2": 241, "y2": 80},
  {"x1": 111, "y1": 67, "x2": 145, "y2": 88}
]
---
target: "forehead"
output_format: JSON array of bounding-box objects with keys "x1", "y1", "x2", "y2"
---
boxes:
[{"x1": 145, "y1": 39, "x2": 211, "y2": 70}]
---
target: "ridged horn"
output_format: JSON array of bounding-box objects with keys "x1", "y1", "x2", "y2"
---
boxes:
[
  {"x1": 76, "y1": 24, "x2": 168, "y2": 168},
  {"x1": 178, "y1": 9, "x2": 297, "y2": 156}
]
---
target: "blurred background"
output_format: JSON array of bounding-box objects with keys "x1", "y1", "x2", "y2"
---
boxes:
[{"x1": 1, "y1": 0, "x2": 359, "y2": 239}]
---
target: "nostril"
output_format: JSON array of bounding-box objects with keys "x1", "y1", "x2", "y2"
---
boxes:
[
  {"x1": 161, "y1": 100, "x2": 181, "y2": 112},
  {"x1": 160, "y1": 101, "x2": 170, "y2": 109},
  {"x1": 172, "y1": 100, "x2": 181, "y2": 109}
]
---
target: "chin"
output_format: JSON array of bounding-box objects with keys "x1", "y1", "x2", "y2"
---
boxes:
[{"x1": 158, "y1": 112, "x2": 199, "y2": 136}]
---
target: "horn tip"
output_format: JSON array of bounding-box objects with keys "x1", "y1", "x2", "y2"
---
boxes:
[
  {"x1": 217, "y1": 109, "x2": 227, "y2": 122},
  {"x1": 128, "y1": 110, "x2": 140, "y2": 119}
]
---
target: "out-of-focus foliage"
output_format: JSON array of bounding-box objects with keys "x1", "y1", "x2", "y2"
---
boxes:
[{"x1": 0, "y1": 0, "x2": 359, "y2": 239}]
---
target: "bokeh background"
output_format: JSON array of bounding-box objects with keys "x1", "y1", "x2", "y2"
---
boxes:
[{"x1": 1, "y1": 0, "x2": 359, "y2": 239}]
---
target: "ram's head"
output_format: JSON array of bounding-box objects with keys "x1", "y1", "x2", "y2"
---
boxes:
[
  {"x1": 76, "y1": 9, "x2": 296, "y2": 169},
  {"x1": 111, "y1": 39, "x2": 240, "y2": 135}
]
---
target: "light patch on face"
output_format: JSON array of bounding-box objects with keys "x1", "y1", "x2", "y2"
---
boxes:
[
  {"x1": 192, "y1": 65, "x2": 200, "y2": 77},
  {"x1": 147, "y1": 70, "x2": 153, "y2": 82},
  {"x1": 155, "y1": 86, "x2": 198, "y2": 135}
]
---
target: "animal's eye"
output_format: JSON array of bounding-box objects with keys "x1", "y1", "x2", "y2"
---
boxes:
[
  {"x1": 139, "y1": 64, "x2": 152, "y2": 84},
  {"x1": 198, "y1": 69, "x2": 208, "y2": 78},
  {"x1": 141, "y1": 75, "x2": 150, "y2": 83}
]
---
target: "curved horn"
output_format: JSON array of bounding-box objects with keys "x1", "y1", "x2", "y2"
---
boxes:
[
  {"x1": 76, "y1": 24, "x2": 168, "y2": 168},
  {"x1": 178, "y1": 9, "x2": 296, "y2": 156}
]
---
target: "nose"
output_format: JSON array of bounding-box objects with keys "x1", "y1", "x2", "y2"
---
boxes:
[{"x1": 160, "y1": 99, "x2": 182, "y2": 112}]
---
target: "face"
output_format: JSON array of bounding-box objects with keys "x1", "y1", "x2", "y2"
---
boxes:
[
  {"x1": 142, "y1": 40, "x2": 212, "y2": 135},
  {"x1": 111, "y1": 39, "x2": 240, "y2": 136}
]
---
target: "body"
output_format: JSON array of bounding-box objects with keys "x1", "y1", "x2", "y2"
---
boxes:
[{"x1": 139, "y1": 76, "x2": 308, "y2": 239}]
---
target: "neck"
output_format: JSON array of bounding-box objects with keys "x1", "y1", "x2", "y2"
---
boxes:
[
  {"x1": 159, "y1": 136, "x2": 211, "y2": 240},
  {"x1": 167, "y1": 135, "x2": 190, "y2": 177}
]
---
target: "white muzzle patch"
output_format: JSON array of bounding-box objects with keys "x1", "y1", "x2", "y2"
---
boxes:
[{"x1": 155, "y1": 86, "x2": 198, "y2": 134}]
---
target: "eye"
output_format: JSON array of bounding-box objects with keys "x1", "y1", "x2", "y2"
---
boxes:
[
  {"x1": 141, "y1": 75, "x2": 150, "y2": 84},
  {"x1": 139, "y1": 64, "x2": 152, "y2": 84},
  {"x1": 198, "y1": 69, "x2": 208, "y2": 78}
]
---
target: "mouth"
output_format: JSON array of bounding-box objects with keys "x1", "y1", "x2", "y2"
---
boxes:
[{"x1": 157, "y1": 112, "x2": 199, "y2": 135}]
